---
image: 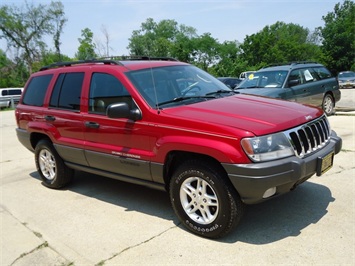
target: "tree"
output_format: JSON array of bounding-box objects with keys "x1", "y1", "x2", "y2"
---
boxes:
[
  {"x1": 95, "y1": 25, "x2": 113, "y2": 57},
  {"x1": 191, "y1": 33, "x2": 220, "y2": 71},
  {"x1": 75, "y1": 28, "x2": 97, "y2": 60},
  {"x1": 318, "y1": 0, "x2": 355, "y2": 73},
  {"x1": 128, "y1": 18, "x2": 176, "y2": 57},
  {"x1": 210, "y1": 40, "x2": 244, "y2": 77},
  {"x1": 50, "y1": 1, "x2": 67, "y2": 61},
  {"x1": 127, "y1": 18, "x2": 198, "y2": 60},
  {"x1": 171, "y1": 24, "x2": 198, "y2": 62},
  {"x1": 0, "y1": 1, "x2": 67, "y2": 74},
  {"x1": 0, "y1": 49, "x2": 28, "y2": 87},
  {"x1": 240, "y1": 21, "x2": 321, "y2": 67},
  {"x1": 32, "y1": 50, "x2": 72, "y2": 73}
]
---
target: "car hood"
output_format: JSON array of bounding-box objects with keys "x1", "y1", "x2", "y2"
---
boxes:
[{"x1": 162, "y1": 94, "x2": 323, "y2": 136}]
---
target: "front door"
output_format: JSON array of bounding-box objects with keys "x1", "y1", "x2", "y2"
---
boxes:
[{"x1": 83, "y1": 71, "x2": 153, "y2": 181}]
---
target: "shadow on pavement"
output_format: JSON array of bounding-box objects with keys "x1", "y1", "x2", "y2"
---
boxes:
[
  {"x1": 30, "y1": 170, "x2": 175, "y2": 221},
  {"x1": 30, "y1": 171, "x2": 334, "y2": 244},
  {"x1": 224, "y1": 181, "x2": 334, "y2": 244}
]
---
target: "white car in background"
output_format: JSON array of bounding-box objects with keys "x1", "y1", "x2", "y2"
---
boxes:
[{"x1": 0, "y1": 88, "x2": 23, "y2": 109}]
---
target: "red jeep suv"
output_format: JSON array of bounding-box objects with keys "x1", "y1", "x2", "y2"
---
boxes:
[{"x1": 15, "y1": 58, "x2": 342, "y2": 238}]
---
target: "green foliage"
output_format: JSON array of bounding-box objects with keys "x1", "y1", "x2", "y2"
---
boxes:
[
  {"x1": 32, "y1": 51, "x2": 72, "y2": 73},
  {"x1": 1, "y1": 1, "x2": 353, "y2": 85},
  {"x1": 127, "y1": 18, "x2": 242, "y2": 75},
  {"x1": 0, "y1": 1, "x2": 67, "y2": 74},
  {"x1": 0, "y1": 49, "x2": 28, "y2": 87},
  {"x1": 190, "y1": 33, "x2": 220, "y2": 71},
  {"x1": 50, "y1": 1, "x2": 67, "y2": 58},
  {"x1": 319, "y1": 0, "x2": 355, "y2": 73},
  {"x1": 127, "y1": 18, "x2": 198, "y2": 61},
  {"x1": 210, "y1": 41, "x2": 245, "y2": 77},
  {"x1": 127, "y1": 18, "x2": 327, "y2": 77},
  {"x1": 240, "y1": 21, "x2": 321, "y2": 67},
  {"x1": 75, "y1": 28, "x2": 97, "y2": 60}
]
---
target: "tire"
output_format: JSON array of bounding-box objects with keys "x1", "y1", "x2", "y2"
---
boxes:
[
  {"x1": 322, "y1": 94, "x2": 335, "y2": 116},
  {"x1": 169, "y1": 159, "x2": 245, "y2": 238},
  {"x1": 35, "y1": 139, "x2": 74, "y2": 189}
]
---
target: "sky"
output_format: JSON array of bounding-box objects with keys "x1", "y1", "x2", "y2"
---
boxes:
[{"x1": 1, "y1": 0, "x2": 342, "y2": 58}]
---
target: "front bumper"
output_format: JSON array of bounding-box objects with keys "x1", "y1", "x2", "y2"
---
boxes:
[
  {"x1": 222, "y1": 131, "x2": 342, "y2": 204},
  {"x1": 339, "y1": 83, "x2": 355, "y2": 89}
]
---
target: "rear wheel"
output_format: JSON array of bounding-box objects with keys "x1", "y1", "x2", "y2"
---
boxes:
[
  {"x1": 35, "y1": 139, "x2": 74, "y2": 188},
  {"x1": 322, "y1": 94, "x2": 335, "y2": 116},
  {"x1": 169, "y1": 159, "x2": 244, "y2": 238}
]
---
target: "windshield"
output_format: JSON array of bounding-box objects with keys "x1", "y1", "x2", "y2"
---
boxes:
[
  {"x1": 338, "y1": 72, "x2": 355, "y2": 78},
  {"x1": 237, "y1": 70, "x2": 288, "y2": 89},
  {"x1": 126, "y1": 65, "x2": 233, "y2": 108}
]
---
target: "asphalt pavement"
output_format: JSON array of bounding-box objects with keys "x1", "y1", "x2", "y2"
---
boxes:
[{"x1": 1, "y1": 89, "x2": 354, "y2": 266}]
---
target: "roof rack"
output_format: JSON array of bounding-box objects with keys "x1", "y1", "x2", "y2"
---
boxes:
[
  {"x1": 290, "y1": 61, "x2": 319, "y2": 65},
  {"x1": 262, "y1": 61, "x2": 320, "y2": 68},
  {"x1": 39, "y1": 59, "x2": 122, "y2": 71},
  {"x1": 39, "y1": 56, "x2": 179, "y2": 71},
  {"x1": 101, "y1": 55, "x2": 179, "y2": 61}
]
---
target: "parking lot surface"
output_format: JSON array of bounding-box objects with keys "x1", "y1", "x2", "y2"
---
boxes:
[{"x1": 1, "y1": 90, "x2": 354, "y2": 265}]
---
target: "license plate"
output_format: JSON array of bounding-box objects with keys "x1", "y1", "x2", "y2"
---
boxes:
[{"x1": 316, "y1": 151, "x2": 334, "y2": 176}]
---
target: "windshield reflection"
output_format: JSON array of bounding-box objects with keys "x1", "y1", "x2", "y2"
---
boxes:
[
  {"x1": 237, "y1": 70, "x2": 288, "y2": 89},
  {"x1": 126, "y1": 65, "x2": 232, "y2": 108}
]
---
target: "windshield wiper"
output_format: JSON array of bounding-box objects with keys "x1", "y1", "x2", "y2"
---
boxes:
[
  {"x1": 237, "y1": 86, "x2": 261, "y2": 89},
  {"x1": 206, "y1": 89, "x2": 239, "y2": 96},
  {"x1": 157, "y1": 95, "x2": 216, "y2": 107}
]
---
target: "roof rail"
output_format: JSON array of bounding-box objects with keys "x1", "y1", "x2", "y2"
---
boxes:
[
  {"x1": 39, "y1": 56, "x2": 179, "y2": 71},
  {"x1": 40, "y1": 59, "x2": 122, "y2": 71},
  {"x1": 100, "y1": 55, "x2": 179, "y2": 61},
  {"x1": 262, "y1": 61, "x2": 320, "y2": 68}
]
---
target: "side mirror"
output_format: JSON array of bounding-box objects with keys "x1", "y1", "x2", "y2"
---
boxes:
[
  {"x1": 288, "y1": 79, "x2": 300, "y2": 87},
  {"x1": 107, "y1": 102, "x2": 142, "y2": 121}
]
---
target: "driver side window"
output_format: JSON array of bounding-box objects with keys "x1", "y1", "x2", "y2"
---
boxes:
[
  {"x1": 288, "y1": 70, "x2": 304, "y2": 86},
  {"x1": 89, "y1": 73, "x2": 133, "y2": 114}
]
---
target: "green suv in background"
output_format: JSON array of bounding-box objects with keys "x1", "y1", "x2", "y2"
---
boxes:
[{"x1": 236, "y1": 62, "x2": 341, "y2": 116}]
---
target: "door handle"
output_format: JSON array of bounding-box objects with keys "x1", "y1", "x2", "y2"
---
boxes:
[
  {"x1": 85, "y1": 121, "x2": 100, "y2": 129},
  {"x1": 44, "y1": 115, "x2": 56, "y2": 121}
]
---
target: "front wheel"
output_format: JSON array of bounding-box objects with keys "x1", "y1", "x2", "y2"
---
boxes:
[
  {"x1": 35, "y1": 139, "x2": 74, "y2": 189},
  {"x1": 169, "y1": 160, "x2": 244, "y2": 238},
  {"x1": 322, "y1": 94, "x2": 335, "y2": 116}
]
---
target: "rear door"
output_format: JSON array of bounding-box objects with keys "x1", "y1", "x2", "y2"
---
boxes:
[
  {"x1": 302, "y1": 68, "x2": 325, "y2": 107},
  {"x1": 286, "y1": 68, "x2": 321, "y2": 106},
  {"x1": 44, "y1": 71, "x2": 88, "y2": 166}
]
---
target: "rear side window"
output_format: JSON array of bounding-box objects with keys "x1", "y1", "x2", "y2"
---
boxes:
[
  {"x1": 22, "y1": 75, "x2": 53, "y2": 106},
  {"x1": 50, "y1": 72, "x2": 84, "y2": 111},
  {"x1": 313, "y1": 67, "x2": 332, "y2": 79}
]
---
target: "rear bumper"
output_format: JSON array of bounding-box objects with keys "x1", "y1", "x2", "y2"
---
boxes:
[
  {"x1": 222, "y1": 131, "x2": 342, "y2": 204},
  {"x1": 16, "y1": 128, "x2": 34, "y2": 152}
]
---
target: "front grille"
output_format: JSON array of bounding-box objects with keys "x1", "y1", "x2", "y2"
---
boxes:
[{"x1": 285, "y1": 115, "x2": 331, "y2": 158}]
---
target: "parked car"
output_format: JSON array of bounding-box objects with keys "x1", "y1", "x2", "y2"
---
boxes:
[
  {"x1": 239, "y1": 71, "x2": 255, "y2": 80},
  {"x1": 15, "y1": 58, "x2": 342, "y2": 239},
  {"x1": 217, "y1": 77, "x2": 242, "y2": 89},
  {"x1": 337, "y1": 71, "x2": 355, "y2": 89},
  {"x1": 0, "y1": 88, "x2": 23, "y2": 109},
  {"x1": 236, "y1": 62, "x2": 341, "y2": 116}
]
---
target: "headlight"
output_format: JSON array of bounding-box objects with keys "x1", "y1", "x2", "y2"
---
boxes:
[{"x1": 241, "y1": 133, "x2": 294, "y2": 162}]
